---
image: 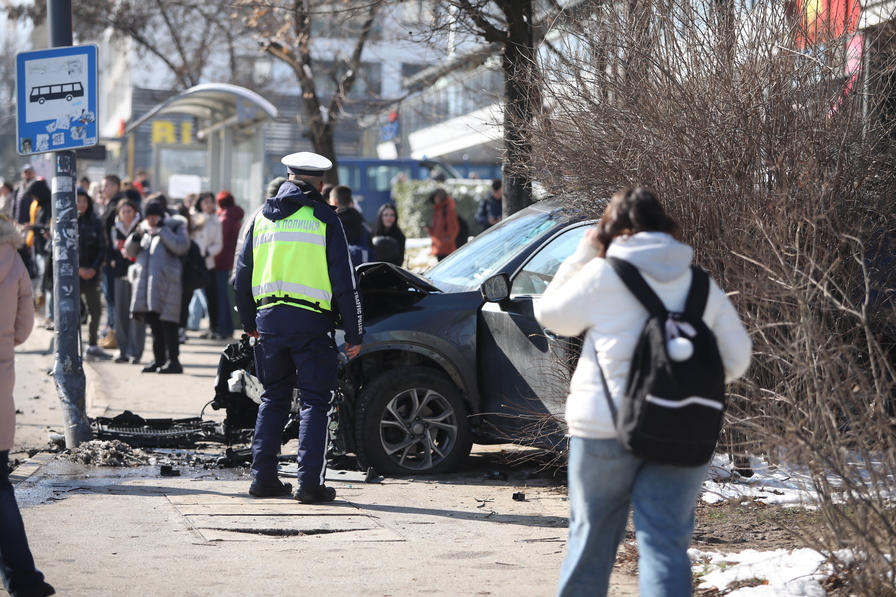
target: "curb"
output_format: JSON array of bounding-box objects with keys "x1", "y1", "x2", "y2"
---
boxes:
[{"x1": 10, "y1": 453, "x2": 55, "y2": 486}]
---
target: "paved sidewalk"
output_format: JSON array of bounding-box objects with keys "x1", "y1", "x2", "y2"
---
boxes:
[{"x1": 9, "y1": 325, "x2": 639, "y2": 597}]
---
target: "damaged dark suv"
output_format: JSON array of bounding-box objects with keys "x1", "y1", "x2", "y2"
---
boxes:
[{"x1": 338, "y1": 200, "x2": 591, "y2": 475}]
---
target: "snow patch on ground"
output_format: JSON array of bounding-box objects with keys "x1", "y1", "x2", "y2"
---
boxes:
[
  {"x1": 703, "y1": 455, "x2": 827, "y2": 506},
  {"x1": 690, "y1": 548, "x2": 829, "y2": 596}
]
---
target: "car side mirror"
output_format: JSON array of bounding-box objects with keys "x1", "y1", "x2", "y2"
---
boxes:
[{"x1": 481, "y1": 273, "x2": 510, "y2": 303}]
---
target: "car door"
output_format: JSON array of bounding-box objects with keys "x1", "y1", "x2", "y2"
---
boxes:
[{"x1": 477, "y1": 223, "x2": 589, "y2": 444}]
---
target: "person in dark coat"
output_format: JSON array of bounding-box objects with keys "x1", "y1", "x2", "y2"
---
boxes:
[
  {"x1": 10, "y1": 165, "x2": 36, "y2": 227},
  {"x1": 213, "y1": 191, "x2": 244, "y2": 339},
  {"x1": 333, "y1": 185, "x2": 372, "y2": 267},
  {"x1": 475, "y1": 179, "x2": 503, "y2": 230},
  {"x1": 125, "y1": 200, "x2": 190, "y2": 373},
  {"x1": 234, "y1": 152, "x2": 364, "y2": 503},
  {"x1": 24, "y1": 180, "x2": 52, "y2": 311},
  {"x1": 76, "y1": 189, "x2": 109, "y2": 358},
  {"x1": 372, "y1": 202, "x2": 406, "y2": 266}
]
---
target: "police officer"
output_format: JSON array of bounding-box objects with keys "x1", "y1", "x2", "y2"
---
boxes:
[{"x1": 234, "y1": 152, "x2": 364, "y2": 503}]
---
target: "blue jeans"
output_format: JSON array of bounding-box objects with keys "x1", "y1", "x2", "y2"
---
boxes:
[
  {"x1": 187, "y1": 289, "x2": 207, "y2": 331},
  {"x1": 0, "y1": 451, "x2": 48, "y2": 596},
  {"x1": 557, "y1": 437, "x2": 709, "y2": 597},
  {"x1": 215, "y1": 270, "x2": 234, "y2": 337},
  {"x1": 101, "y1": 264, "x2": 115, "y2": 329}
]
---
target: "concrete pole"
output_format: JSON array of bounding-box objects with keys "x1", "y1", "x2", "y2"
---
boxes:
[{"x1": 48, "y1": 0, "x2": 93, "y2": 447}]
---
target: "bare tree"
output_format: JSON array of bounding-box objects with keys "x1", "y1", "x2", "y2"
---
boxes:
[
  {"x1": 530, "y1": 0, "x2": 896, "y2": 591},
  {"x1": 235, "y1": 0, "x2": 382, "y2": 184},
  {"x1": 422, "y1": 0, "x2": 539, "y2": 216},
  {"x1": 74, "y1": 0, "x2": 244, "y2": 89}
]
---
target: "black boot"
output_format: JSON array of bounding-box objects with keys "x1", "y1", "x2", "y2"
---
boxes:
[
  {"x1": 249, "y1": 479, "x2": 293, "y2": 497},
  {"x1": 157, "y1": 361, "x2": 183, "y2": 374}
]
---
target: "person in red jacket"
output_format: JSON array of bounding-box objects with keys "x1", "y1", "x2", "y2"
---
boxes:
[
  {"x1": 425, "y1": 188, "x2": 459, "y2": 261},
  {"x1": 208, "y1": 191, "x2": 244, "y2": 339}
]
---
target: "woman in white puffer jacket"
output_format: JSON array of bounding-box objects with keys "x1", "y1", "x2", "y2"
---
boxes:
[
  {"x1": 186, "y1": 192, "x2": 223, "y2": 332},
  {"x1": 536, "y1": 188, "x2": 752, "y2": 597}
]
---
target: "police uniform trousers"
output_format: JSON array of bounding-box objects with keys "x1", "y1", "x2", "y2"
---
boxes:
[{"x1": 251, "y1": 330, "x2": 337, "y2": 489}]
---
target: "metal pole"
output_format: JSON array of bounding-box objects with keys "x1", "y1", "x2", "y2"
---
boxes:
[{"x1": 48, "y1": 0, "x2": 92, "y2": 447}]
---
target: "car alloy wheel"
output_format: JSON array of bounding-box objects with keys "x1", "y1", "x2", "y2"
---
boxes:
[{"x1": 356, "y1": 366, "x2": 472, "y2": 475}]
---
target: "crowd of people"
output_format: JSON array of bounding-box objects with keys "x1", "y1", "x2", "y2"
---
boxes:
[
  {"x1": 0, "y1": 165, "x2": 257, "y2": 373},
  {"x1": 0, "y1": 164, "x2": 422, "y2": 372}
]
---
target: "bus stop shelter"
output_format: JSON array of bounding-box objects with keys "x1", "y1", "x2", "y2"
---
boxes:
[{"x1": 125, "y1": 83, "x2": 278, "y2": 207}]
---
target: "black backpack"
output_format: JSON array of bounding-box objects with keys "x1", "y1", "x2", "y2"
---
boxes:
[
  {"x1": 596, "y1": 257, "x2": 726, "y2": 467},
  {"x1": 182, "y1": 240, "x2": 213, "y2": 292}
]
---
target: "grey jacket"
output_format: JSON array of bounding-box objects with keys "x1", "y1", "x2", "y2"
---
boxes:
[{"x1": 126, "y1": 215, "x2": 190, "y2": 323}]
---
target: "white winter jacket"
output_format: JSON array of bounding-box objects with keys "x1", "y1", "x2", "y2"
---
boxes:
[
  {"x1": 535, "y1": 232, "x2": 752, "y2": 440},
  {"x1": 191, "y1": 212, "x2": 223, "y2": 270}
]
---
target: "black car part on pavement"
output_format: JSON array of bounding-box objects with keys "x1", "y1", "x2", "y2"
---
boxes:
[{"x1": 92, "y1": 411, "x2": 217, "y2": 447}]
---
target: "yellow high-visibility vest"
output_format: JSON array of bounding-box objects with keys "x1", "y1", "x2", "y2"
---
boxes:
[{"x1": 251, "y1": 207, "x2": 333, "y2": 315}]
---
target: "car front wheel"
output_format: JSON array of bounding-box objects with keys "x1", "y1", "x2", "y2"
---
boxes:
[{"x1": 355, "y1": 366, "x2": 473, "y2": 475}]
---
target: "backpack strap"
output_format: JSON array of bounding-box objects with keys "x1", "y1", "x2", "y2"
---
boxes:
[
  {"x1": 683, "y1": 266, "x2": 710, "y2": 321},
  {"x1": 606, "y1": 257, "x2": 667, "y2": 317}
]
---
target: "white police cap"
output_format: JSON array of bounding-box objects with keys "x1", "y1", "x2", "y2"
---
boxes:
[{"x1": 281, "y1": 152, "x2": 332, "y2": 176}]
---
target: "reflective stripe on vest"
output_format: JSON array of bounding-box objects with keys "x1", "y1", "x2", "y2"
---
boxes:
[{"x1": 251, "y1": 207, "x2": 333, "y2": 314}]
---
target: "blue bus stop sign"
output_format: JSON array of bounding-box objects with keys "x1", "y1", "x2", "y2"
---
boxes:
[{"x1": 16, "y1": 45, "x2": 98, "y2": 156}]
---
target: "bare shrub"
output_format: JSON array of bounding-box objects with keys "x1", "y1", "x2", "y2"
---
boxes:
[{"x1": 528, "y1": 0, "x2": 896, "y2": 591}]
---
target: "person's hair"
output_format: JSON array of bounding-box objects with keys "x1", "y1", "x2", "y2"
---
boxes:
[
  {"x1": 76, "y1": 187, "x2": 95, "y2": 218},
  {"x1": 321, "y1": 184, "x2": 334, "y2": 200},
  {"x1": 193, "y1": 191, "x2": 214, "y2": 213},
  {"x1": 79, "y1": 176, "x2": 90, "y2": 186},
  {"x1": 333, "y1": 185, "x2": 353, "y2": 208},
  {"x1": 429, "y1": 188, "x2": 448, "y2": 204},
  {"x1": 216, "y1": 190, "x2": 234, "y2": 208},
  {"x1": 145, "y1": 192, "x2": 169, "y2": 208},
  {"x1": 177, "y1": 201, "x2": 193, "y2": 229},
  {"x1": 374, "y1": 202, "x2": 401, "y2": 236},
  {"x1": 103, "y1": 174, "x2": 121, "y2": 188},
  {"x1": 1, "y1": 182, "x2": 13, "y2": 193},
  {"x1": 116, "y1": 199, "x2": 139, "y2": 217},
  {"x1": 123, "y1": 188, "x2": 142, "y2": 205},
  {"x1": 25, "y1": 179, "x2": 52, "y2": 207},
  {"x1": 492, "y1": 179, "x2": 502, "y2": 191},
  {"x1": 596, "y1": 188, "x2": 680, "y2": 258}
]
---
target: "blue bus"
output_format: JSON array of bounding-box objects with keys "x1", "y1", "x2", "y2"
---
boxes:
[{"x1": 335, "y1": 158, "x2": 465, "y2": 219}]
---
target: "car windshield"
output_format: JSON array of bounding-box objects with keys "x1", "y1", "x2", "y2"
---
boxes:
[{"x1": 424, "y1": 208, "x2": 563, "y2": 292}]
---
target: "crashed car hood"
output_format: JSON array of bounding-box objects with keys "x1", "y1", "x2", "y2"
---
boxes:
[{"x1": 356, "y1": 262, "x2": 441, "y2": 294}]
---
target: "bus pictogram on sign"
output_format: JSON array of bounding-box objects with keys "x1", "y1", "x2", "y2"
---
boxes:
[{"x1": 30, "y1": 82, "x2": 85, "y2": 104}]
